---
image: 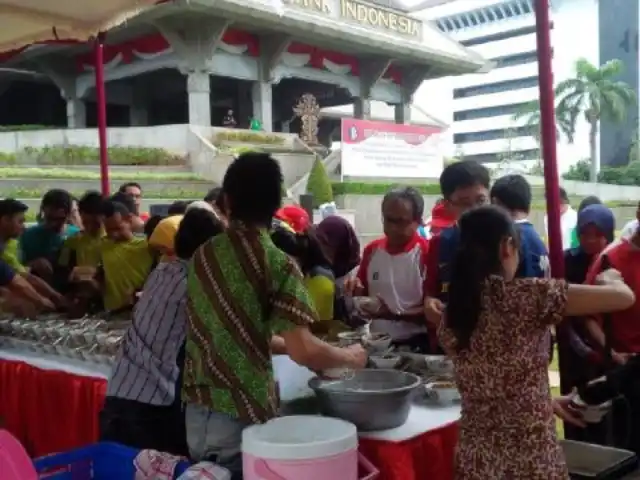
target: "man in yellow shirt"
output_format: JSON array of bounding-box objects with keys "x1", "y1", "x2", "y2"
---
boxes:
[
  {"x1": 0, "y1": 198, "x2": 63, "y2": 309},
  {"x1": 99, "y1": 199, "x2": 154, "y2": 311},
  {"x1": 57, "y1": 191, "x2": 105, "y2": 285}
]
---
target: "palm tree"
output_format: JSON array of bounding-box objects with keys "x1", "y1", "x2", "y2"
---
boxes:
[
  {"x1": 513, "y1": 99, "x2": 576, "y2": 147},
  {"x1": 514, "y1": 58, "x2": 636, "y2": 181}
]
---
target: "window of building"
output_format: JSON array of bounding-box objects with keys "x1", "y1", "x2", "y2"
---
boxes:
[
  {"x1": 520, "y1": 0, "x2": 532, "y2": 13},
  {"x1": 453, "y1": 76, "x2": 539, "y2": 98},
  {"x1": 460, "y1": 23, "x2": 552, "y2": 46},
  {"x1": 462, "y1": 149, "x2": 540, "y2": 164},
  {"x1": 454, "y1": 125, "x2": 536, "y2": 144},
  {"x1": 453, "y1": 102, "x2": 531, "y2": 121},
  {"x1": 493, "y1": 50, "x2": 538, "y2": 68}
]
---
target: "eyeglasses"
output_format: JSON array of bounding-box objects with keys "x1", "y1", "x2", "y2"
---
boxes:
[{"x1": 448, "y1": 196, "x2": 488, "y2": 210}]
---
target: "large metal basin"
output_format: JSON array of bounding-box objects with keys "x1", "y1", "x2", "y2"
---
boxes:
[{"x1": 308, "y1": 369, "x2": 421, "y2": 431}]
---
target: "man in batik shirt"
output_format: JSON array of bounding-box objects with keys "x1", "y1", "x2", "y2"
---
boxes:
[{"x1": 182, "y1": 153, "x2": 367, "y2": 477}]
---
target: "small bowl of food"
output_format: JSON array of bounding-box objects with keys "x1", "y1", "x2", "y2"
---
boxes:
[
  {"x1": 370, "y1": 354, "x2": 401, "y2": 369},
  {"x1": 424, "y1": 355, "x2": 454, "y2": 375},
  {"x1": 569, "y1": 396, "x2": 612, "y2": 424},
  {"x1": 363, "y1": 333, "x2": 392, "y2": 353},
  {"x1": 337, "y1": 331, "x2": 363, "y2": 347},
  {"x1": 424, "y1": 381, "x2": 460, "y2": 404}
]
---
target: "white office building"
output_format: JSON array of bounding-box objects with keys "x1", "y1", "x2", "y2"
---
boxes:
[{"x1": 414, "y1": 0, "x2": 602, "y2": 172}]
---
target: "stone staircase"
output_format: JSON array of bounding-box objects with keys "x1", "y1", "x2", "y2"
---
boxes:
[{"x1": 0, "y1": 125, "x2": 323, "y2": 215}]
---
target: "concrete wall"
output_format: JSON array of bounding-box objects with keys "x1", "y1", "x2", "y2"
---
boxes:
[
  {"x1": 336, "y1": 194, "x2": 637, "y2": 243},
  {"x1": 0, "y1": 125, "x2": 301, "y2": 154}
]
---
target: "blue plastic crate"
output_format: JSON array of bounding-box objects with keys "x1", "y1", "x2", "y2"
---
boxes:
[{"x1": 33, "y1": 442, "x2": 189, "y2": 479}]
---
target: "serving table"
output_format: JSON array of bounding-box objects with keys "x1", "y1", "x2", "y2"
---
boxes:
[
  {"x1": 0, "y1": 347, "x2": 460, "y2": 479},
  {"x1": 275, "y1": 356, "x2": 461, "y2": 480}
]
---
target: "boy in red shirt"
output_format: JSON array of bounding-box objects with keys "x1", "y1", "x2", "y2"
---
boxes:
[{"x1": 585, "y1": 226, "x2": 640, "y2": 451}]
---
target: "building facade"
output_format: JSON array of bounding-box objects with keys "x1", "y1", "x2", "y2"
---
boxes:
[
  {"x1": 415, "y1": 0, "x2": 614, "y2": 172},
  {"x1": 0, "y1": 0, "x2": 486, "y2": 136}
]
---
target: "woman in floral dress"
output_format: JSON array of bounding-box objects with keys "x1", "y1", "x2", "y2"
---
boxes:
[{"x1": 438, "y1": 205, "x2": 634, "y2": 479}]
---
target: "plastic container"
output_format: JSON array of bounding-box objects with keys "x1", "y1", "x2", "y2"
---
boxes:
[
  {"x1": 0, "y1": 430, "x2": 38, "y2": 480},
  {"x1": 242, "y1": 415, "x2": 378, "y2": 480},
  {"x1": 33, "y1": 442, "x2": 190, "y2": 479}
]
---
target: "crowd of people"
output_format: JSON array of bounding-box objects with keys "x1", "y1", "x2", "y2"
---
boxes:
[{"x1": 2, "y1": 152, "x2": 640, "y2": 478}]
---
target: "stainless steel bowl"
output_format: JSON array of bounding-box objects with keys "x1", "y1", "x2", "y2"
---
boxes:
[{"x1": 308, "y1": 369, "x2": 421, "y2": 431}]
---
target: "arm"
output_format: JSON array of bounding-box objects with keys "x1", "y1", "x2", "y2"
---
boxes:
[
  {"x1": 564, "y1": 254, "x2": 635, "y2": 318},
  {"x1": 272, "y1": 259, "x2": 366, "y2": 371},
  {"x1": 9, "y1": 275, "x2": 55, "y2": 310},
  {"x1": 23, "y1": 272, "x2": 64, "y2": 305}
]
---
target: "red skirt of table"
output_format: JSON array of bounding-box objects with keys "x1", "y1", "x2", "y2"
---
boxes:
[{"x1": 0, "y1": 357, "x2": 457, "y2": 479}]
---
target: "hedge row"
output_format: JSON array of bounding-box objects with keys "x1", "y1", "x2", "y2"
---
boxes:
[{"x1": 0, "y1": 146, "x2": 185, "y2": 166}]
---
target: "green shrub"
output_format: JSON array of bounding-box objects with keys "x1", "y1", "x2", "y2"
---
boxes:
[
  {"x1": 563, "y1": 159, "x2": 640, "y2": 186},
  {"x1": 213, "y1": 131, "x2": 285, "y2": 145},
  {"x1": 2, "y1": 187, "x2": 207, "y2": 199},
  {"x1": 332, "y1": 182, "x2": 441, "y2": 196},
  {"x1": 0, "y1": 125, "x2": 58, "y2": 132},
  {"x1": 0, "y1": 167, "x2": 202, "y2": 181},
  {"x1": 13, "y1": 146, "x2": 185, "y2": 166},
  {"x1": 306, "y1": 158, "x2": 333, "y2": 208}
]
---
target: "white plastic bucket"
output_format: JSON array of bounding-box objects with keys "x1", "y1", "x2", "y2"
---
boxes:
[{"x1": 242, "y1": 416, "x2": 378, "y2": 480}]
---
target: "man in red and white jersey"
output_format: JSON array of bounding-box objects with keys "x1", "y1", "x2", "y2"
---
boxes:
[{"x1": 351, "y1": 187, "x2": 430, "y2": 351}]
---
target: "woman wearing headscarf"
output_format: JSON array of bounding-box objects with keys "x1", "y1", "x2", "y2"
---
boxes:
[
  {"x1": 315, "y1": 216, "x2": 361, "y2": 284},
  {"x1": 148, "y1": 215, "x2": 183, "y2": 262},
  {"x1": 560, "y1": 203, "x2": 615, "y2": 442},
  {"x1": 315, "y1": 216, "x2": 366, "y2": 330},
  {"x1": 569, "y1": 196, "x2": 602, "y2": 248}
]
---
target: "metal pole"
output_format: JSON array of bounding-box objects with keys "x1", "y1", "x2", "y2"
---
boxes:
[
  {"x1": 535, "y1": 0, "x2": 563, "y2": 278},
  {"x1": 94, "y1": 33, "x2": 110, "y2": 196}
]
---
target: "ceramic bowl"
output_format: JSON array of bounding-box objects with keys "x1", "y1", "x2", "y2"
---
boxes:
[
  {"x1": 424, "y1": 355, "x2": 454, "y2": 375},
  {"x1": 337, "y1": 331, "x2": 363, "y2": 347},
  {"x1": 363, "y1": 333, "x2": 392, "y2": 353},
  {"x1": 570, "y1": 396, "x2": 612, "y2": 424},
  {"x1": 424, "y1": 381, "x2": 460, "y2": 404},
  {"x1": 370, "y1": 354, "x2": 401, "y2": 369}
]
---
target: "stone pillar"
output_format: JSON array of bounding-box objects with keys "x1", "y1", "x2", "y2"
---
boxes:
[
  {"x1": 237, "y1": 82, "x2": 253, "y2": 128},
  {"x1": 187, "y1": 70, "x2": 211, "y2": 126},
  {"x1": 65, "y1": 97, "x2": 86, "y2": 128},
  {"x1": 394, "y1": 103, "x2": 411, "y2": 124},
  {"x1": 252, "y1": 81, "x2": 273, "y2": 132},
  {"x1": 130, "y1": 103, "x2": 148, "y2": 126},
  {"x1": 354, "y1": 98, "x2": 371, "y2": 119}
]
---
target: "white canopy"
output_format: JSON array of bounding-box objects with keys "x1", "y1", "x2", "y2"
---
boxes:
[{"x1": 0, "y1": 1, "x2": 159, "y2": 52}]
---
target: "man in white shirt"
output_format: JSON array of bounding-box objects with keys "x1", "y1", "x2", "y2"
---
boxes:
[
  {"x1": 620, "y1": 201, "x2": 640, "y2": 240},
  {"x1": 544, "y1": 187, "x2": 577, "y2": 250}
]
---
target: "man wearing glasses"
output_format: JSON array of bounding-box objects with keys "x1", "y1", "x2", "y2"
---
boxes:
[{"x1": 424, "y1": 161, "x2": 491, "y2": 339}]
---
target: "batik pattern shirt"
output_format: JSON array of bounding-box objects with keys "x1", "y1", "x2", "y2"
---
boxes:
[{"x1": 182, "y1": 223, "x2": 316, "y2": 424}]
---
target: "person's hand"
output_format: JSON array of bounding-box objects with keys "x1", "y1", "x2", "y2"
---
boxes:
[
  {"x1": 343, "y1": 276, "x2": 364, "y2": 296},
  {"x1": 595, "y1": 269, "x2": 624, "y2": 286},
  {"x1": 552, "y1": 393, "x2": 586, "y2": 428},
  {"x1": 29, "y1": 258, "x2": 53, "y2": 276},
  {"x1": 612, "y1": 350, "x2": 633, "y2": 365},
  {"x1": 424, "y1": 297, "x2": 445, "y2": 326},
  {"x1": 344, "y1": 343, "x2": 368, "y2": 369},
  {"x1": 38, "y1": 297, "x2": 56, "y2": 312}
]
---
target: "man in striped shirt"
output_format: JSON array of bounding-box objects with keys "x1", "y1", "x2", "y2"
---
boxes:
[
  {"x1": 100, "y1": 208, "x2": 225, "y2": 455},
  {"x1": 182, "y1": 153, "x2": 367, "y2": 477}
]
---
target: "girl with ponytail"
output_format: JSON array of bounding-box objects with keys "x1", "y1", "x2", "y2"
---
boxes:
[{"x1": 438, "y1": 205, "x2": 636, "y2": 479}]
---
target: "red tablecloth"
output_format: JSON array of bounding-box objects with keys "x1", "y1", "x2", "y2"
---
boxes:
[
  {"x1": 0, "y1": 358, "x2": 106, "y2": 457},
  {"x1": 0, "y1": 356, "x2": 458, "y2": 479},
  {"x1": 359, "y1": 422, "x2": 458, "y2": 480}
]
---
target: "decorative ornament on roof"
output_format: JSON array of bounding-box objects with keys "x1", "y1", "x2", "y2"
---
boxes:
[{"x1": 293, "y1": 93, "x2": 321, "y2": 145}]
